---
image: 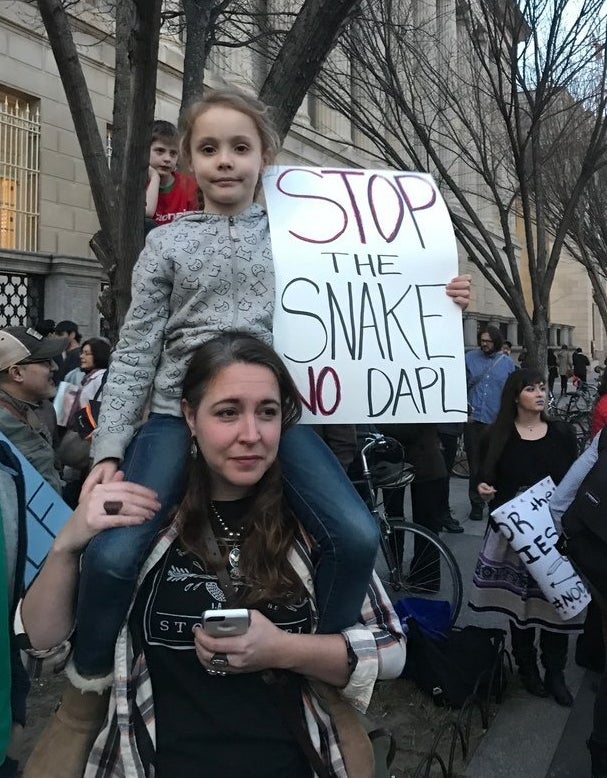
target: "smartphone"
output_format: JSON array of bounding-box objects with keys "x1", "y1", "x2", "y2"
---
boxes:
[{"x1": 201, "y1": 608, "x2": 250, "y2": 637}]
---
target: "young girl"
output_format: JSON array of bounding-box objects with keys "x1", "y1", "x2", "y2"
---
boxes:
[{"x1": 55, "y1": 88, "x2": 467, "y2": 705}]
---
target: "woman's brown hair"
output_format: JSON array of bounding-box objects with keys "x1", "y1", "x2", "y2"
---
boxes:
[{"x1": 178, "y1": 331, "x2": 303, "y2": 604}]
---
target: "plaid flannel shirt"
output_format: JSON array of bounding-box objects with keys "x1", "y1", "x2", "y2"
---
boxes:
[{"x1": 37, "y1": 522, "x2": 405, "y2": 778}]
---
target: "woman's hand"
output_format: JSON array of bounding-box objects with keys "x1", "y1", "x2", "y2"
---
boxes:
[
  {"x1": 446, "y1": 274, "x2": 471, "y2": 310},
  {"x1": 81, "y1": 459, "x2": 120, "y2": 496},
  {"x1": 54, "y1": 472, "x2": 160, "y2": 556},
  {"x1": 194, "y1": 610, "x2": 350, "y2": 685},
  {"x1": 477, "y1": 482, "x2": 497, "y2": 501},
  {"x1": 194, "y1": 610, "x2": 286, "y2": 674}
]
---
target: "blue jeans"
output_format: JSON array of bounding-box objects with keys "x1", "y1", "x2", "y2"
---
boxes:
[{"x1": 74, "y1": 417, "x2": 378, "y2": 676}]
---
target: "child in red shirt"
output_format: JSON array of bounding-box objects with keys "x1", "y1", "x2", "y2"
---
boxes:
[{"x1": 145, "y1": 120, "x2": 198, "y2": 228}]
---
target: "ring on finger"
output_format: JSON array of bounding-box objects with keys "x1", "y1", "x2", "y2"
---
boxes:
[
  {"x1": 103, "y1": 500, "x2": 123, "y2": 516},
  {"x1": 210, "y1": 652, "x2": 229, "y2": 669}
]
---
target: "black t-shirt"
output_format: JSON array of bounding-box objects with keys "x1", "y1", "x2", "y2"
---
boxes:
[{"x1": 130, "y1": 503, "x2": 314, "y2": 778}]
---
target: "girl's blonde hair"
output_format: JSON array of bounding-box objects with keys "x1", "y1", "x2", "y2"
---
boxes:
[{"x1": 180, "y1": 89, "x2": 280, "y2": 209}]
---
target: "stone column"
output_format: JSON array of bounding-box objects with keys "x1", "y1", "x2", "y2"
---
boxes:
[
  {"x1": 44, "y1": 255, "x2": 106, "y2": 338},
  {"x1": 463, "y1": 316, "x2": 478, "y2": 348}
]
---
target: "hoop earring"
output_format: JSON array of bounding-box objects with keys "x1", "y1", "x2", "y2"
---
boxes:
[{"x1": 190, "y1": 437, "x2": 198, "y2": 459}]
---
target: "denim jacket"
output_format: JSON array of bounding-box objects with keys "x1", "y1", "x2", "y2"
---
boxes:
[{"x1": 465, "y1": 350, "x2": 515, "y2": 424}]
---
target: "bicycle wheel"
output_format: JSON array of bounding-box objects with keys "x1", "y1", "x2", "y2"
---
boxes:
[
  {"x1": 570, "y1": 414, "x2": 591, "y2": 452},
  {"x1": 376, "y1": 519, "x2": 463, "y2": 624},
  {"x1": 451, "y1": 436, "x2": 470, "y2": 479}
]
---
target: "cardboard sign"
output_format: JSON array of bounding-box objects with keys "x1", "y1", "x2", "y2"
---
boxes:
[
  {"x1": 491, "y1": 477, "x2": 590, "y2": 620},
  {"x1": 263, "y1": 166, "x2": 468, "y2": 424},
  {"x1": 0, "y1": 432, "x2": 71, "y2": 585}
]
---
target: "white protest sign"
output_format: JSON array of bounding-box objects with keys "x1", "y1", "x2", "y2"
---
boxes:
[
  {"x1": 0, "y1": 432, "x2": 71, "y2": 585},
  {"x1": 491, "y1": 477, "x2": 589, "y2": 621},
  {"x1": 263, "y1": 167, "x2": 468, "y2": 424}
]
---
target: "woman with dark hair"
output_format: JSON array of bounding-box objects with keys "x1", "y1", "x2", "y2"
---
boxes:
[
  {"x1": 57, "y1": 338, "x2": 112, "y2": 501},
  {"x1": 468, "y1": 368, "x2": 579, "y2": 706},
  {"x1": 21, "y1": 332, "x2": 406, "y2": 777},
  {"x1": 76, "y1": 338, "x2": 110, "y2": 405}
]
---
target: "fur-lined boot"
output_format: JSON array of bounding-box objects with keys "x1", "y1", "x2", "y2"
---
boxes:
[{"x1": 22, "y1": 663, "x2": 111, "y2": 778}]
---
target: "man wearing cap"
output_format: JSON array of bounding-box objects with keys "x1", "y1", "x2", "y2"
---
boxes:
[{"x1": 0, "y1": 327, "x2": 68, "y2": 493}]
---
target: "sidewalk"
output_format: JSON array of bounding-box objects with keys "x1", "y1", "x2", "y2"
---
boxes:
[{"x1": 433, "y1": 476, "x2": 595, "y2": 778}]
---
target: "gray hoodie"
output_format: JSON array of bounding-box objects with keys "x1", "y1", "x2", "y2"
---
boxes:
[{"x1": 92, "y1": 204, "x2": 274, "y2": 464}]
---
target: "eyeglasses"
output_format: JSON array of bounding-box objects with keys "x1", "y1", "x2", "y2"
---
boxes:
[{"x1": 480, "y1": 339, "x2": 494, "y2": 344}]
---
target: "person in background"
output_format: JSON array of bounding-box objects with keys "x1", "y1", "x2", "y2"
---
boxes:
[
  {"x1": 469, "y1": 369, "x2": 578, "y2": 706},
  {"x1": 551, "y1": 432, "x2": 607, "y2": 777},
  {"x1": 59, "y1": 339, "x2": 111, "y2": 507},
  {"x1": 547, "y1": 348, "x2": 558, "y2": 396},
  {"x1": 591, "y1": 370, "x2": 607, "y2": 439},
  {"x1": 436, "y1": 423, "x2": 464, "y2": 533},
  {"x1": 557, "y1": 344, "x2": 572, "y2": 397},
  {"x1": 0, "y1": 327, "x2": 66, "y2": 494},
  {"x1": 20, "y1": 333, "x2": 406, "y2": 777},
  {"x1": 573, "y1": 347, "x2": 590, "y2": 384},
  {"x1": 464, "y1": 326, "x2": 515, "y2": 522},
  {"x1": 53, "y1": 322, "x2": 82, "y2": 383},
  {"x1": 34, "y1": 320, "x2": 55, "y2": 338},
  {"x1": 145, "y1": 119, "x2": 198, "y2": 231},
  {"x1": 0, "y1": 441, "x2": 28, "y2": 778},
  {"x1": 311, "y1": 425, "x2": 358, "y2": 472},
  {"x1": 502, "y1": 340, "x2": 512, "y2": 356}
]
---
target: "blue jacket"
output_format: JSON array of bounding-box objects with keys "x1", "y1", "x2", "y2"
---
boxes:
[{"x1": 465, "y1": 350, "x2": 515, "y2": 424}]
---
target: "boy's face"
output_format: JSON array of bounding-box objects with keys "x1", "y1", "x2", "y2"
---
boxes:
[{"x1": 149, "y1": 138, "x2": 179, "y2": 181}]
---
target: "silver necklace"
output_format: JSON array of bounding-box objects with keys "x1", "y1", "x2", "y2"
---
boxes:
[{"x1": 210, "y1": 502, "x2": 244, "y2": 581}]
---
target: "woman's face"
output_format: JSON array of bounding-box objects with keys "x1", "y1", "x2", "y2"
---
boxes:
[
  {"x1": 183, "y1": 362, "x2": 282, "y2": 500},
  {"x1": 80, "y1": 344, "x2": 95, "y2": 372},
  {"x1": 517, "y1": 382, "x2": 546, "y2": 413}
]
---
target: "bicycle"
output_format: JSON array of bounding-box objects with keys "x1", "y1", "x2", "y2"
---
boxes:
[{"x1": 356, "y1": 433, "x2": 463, "y2": 624}]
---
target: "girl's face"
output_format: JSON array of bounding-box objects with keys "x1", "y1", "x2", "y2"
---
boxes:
[
  {"x1": 188, "y1": 105, "x2": 269, "y2": 216},
  {"x1": 517, "y1": 382, "x2": 546, "y2": 413},
  {"x1": 183, "y1": 362, "x2": 282, "y2": 500}
]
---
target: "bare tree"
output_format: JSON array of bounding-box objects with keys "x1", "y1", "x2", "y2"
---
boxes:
[
  {"x1": 37, "y1": 0, "x2": 162, "y2": 340},
  {"x1": 34, "y1": 0, "x2": 361, "y2": 338},
  {"x1": 315, "y1": 0, "x2": 607, "y2": 366}
]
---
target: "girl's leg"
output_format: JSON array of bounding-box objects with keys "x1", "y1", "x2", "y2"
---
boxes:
[
  {"x1": 278, "y1": 425, "x2": 379, "y2": 634},
  {"x1": 73, "y1": 414, "x2": 190, "y2": 677}
]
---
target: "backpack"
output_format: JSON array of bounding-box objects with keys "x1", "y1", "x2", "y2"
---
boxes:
[
  {"x1": 403, "y1": 618, "x2": 506, "y2": 709},
  {"x1": 561, "y1": 426, "x2": 607, "y2": 546},
  {"x1": 558, "y1": 427, "x2": 607, "y2": 599}
]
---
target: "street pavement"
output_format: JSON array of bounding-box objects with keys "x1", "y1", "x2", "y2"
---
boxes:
[{"x1": 408, "y1": 474, "x2": 597, "y2": 778}]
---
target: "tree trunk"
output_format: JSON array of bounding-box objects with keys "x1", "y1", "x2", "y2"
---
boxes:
[
  {"x1": 38, "y1": 0, "x2": 162, "y2": 342},
  {"x1": 259, "y1": 0, "x2": 361, "y2": 140},
  {"x1": 180, "y1": 0, "x2": 215, "y2": 117}
]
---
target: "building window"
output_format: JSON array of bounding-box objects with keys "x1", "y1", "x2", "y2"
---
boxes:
[
  {"x1": 0, "y1": 273, "x2": 44, "y2": 327},
  {"x1": 0, "y1": 89, "x2": 40, "y2": 252}
]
